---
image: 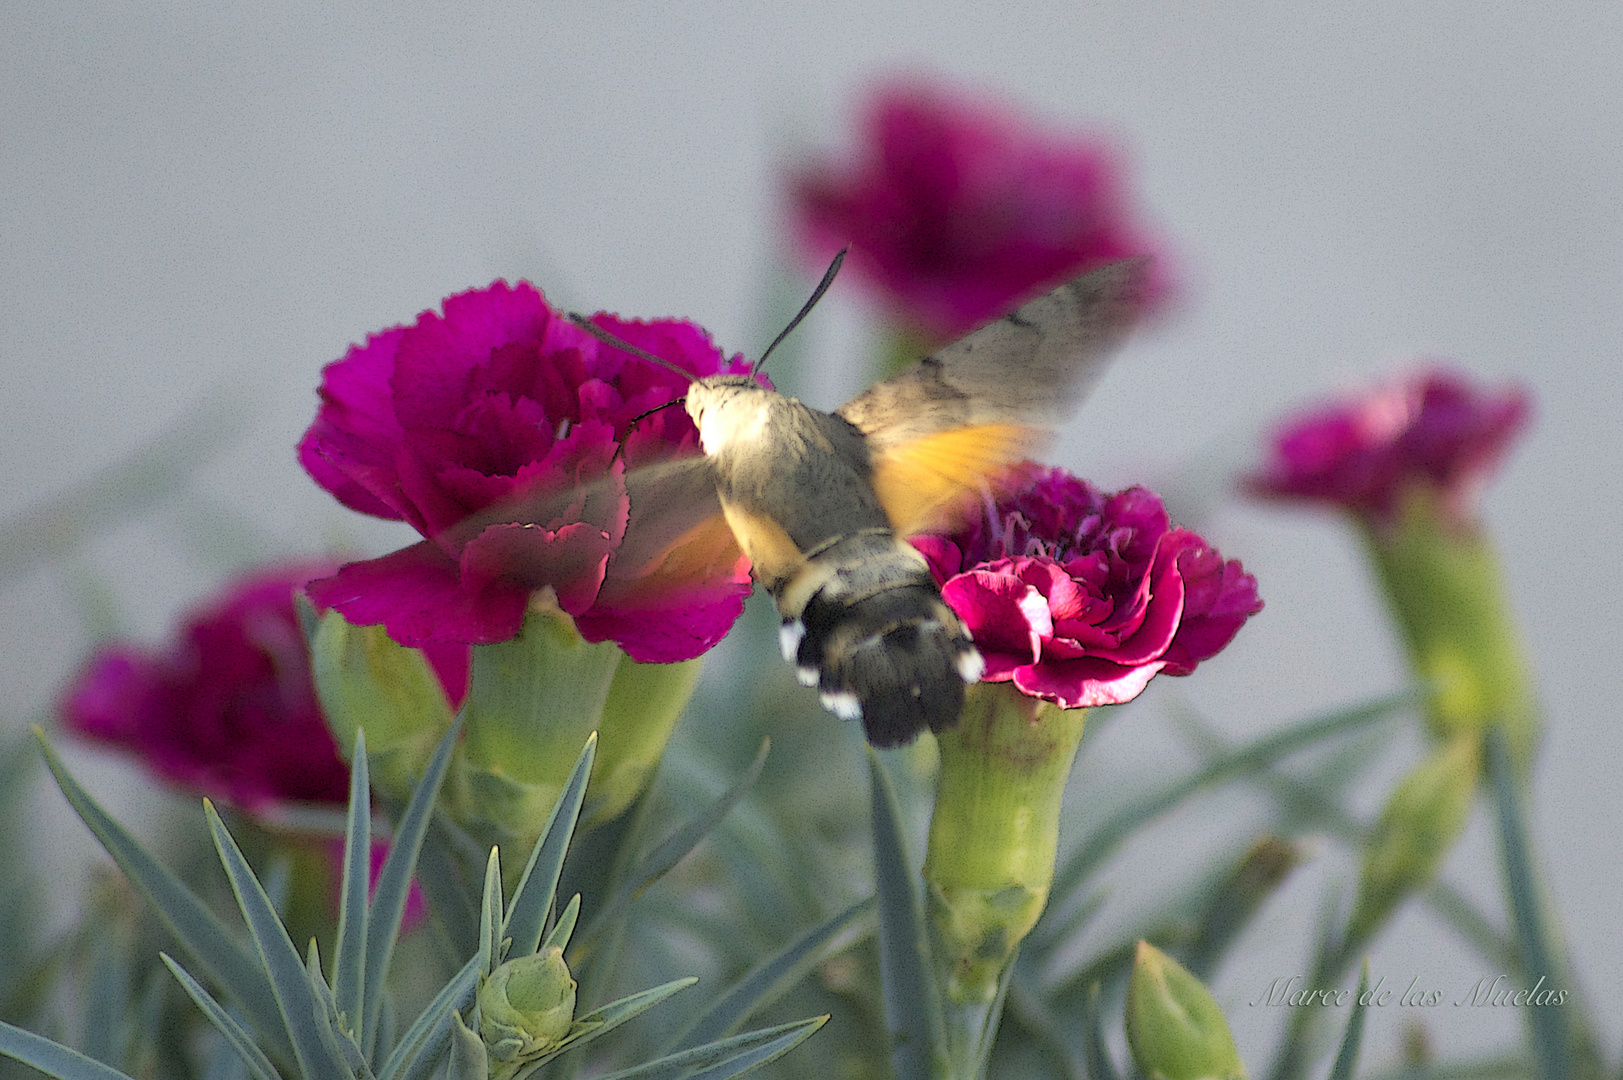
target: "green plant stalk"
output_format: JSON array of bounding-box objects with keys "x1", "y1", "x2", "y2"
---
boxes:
[
  {"x1": 925, "y1": 686, "x2": 1088, "y2": 1005},
  {"x1": 1269, "y1": 735, "x2": 1479, "y2": 1080}
]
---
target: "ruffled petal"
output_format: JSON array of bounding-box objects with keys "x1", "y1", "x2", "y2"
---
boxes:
[
  {"x1": 308, "y1": 543, "x2": 531, "y2": 646},
  {"x1": 1012, "y1": 656, "x2": 1167, "y2": 709}
]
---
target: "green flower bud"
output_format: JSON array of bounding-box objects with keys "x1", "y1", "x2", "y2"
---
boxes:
[
  {"x1": 308, "y1": 608, "x2": 457, "y2": 796},
  {"x1": 923, "y1": 683, "x2": 1088, "y2": 1003},
  {"x1": 1126, "y1": 941, "x2": 1249, "y2": 1080},
  {"x1": 478, "y1": 945, "x2": 577, "y2": 1069},
  {"x1": 1347, "y1": 733, "x2": 1480, "y2": 944},
  {"x1": 1364, "y1": 486, "x2": 1540, "y2": 774}
]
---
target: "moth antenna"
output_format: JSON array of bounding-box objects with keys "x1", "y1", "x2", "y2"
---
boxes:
[
  {"x1": 568, "y1": 313, "x2": 696, "y2": 383},
  {"x1": 753, "y1": 247, "x2": 847, "y2": 376}
]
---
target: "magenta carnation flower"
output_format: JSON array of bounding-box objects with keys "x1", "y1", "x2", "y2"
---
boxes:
[
  {"x1": 912, "y1": 468, "x2": 1261, "y2": 709},
  {"x1": 790, "y1": 78, "x2": 1172, "y2": 341},
  {"x1": 298, "y1": 281, "x2": 757, "y2": 662},
  {"x1": 59, "y1": 564, "x2": 469, "y2": 813},
  {"x1": 1248, "y1": 367, "x2": 1531, "y2": 529}
]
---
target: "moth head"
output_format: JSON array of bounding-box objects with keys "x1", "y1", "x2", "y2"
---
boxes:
[{"x1": 686, "y1": 376, "x2": 772, "y2": 455}]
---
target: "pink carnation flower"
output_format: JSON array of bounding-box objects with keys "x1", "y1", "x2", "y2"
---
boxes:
[
  {"x1": 912, "y1": 468, "x2": 1261, "y2": 709},
  {"x1": 58, "y1": 564, "x2": 469, "y2": 814},
  {"x1": 790, "y1": 78, "x2": 1172, "y2": 341},
  {"x1": 1248, "y1": 367, "x2": 1531, "y2": 529},
  {"x1": 298, "y1": 281, "x2": 757, "y2": 662}
]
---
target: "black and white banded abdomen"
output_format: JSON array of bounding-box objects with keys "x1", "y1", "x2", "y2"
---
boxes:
[{"x1": 774, "y1": 530, "x2": 983, "y2": 747}]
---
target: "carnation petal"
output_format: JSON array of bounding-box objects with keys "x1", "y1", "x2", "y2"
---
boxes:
[
  {"x1": 308, "y1": 542, "x2": 530, "y2": 646},
  {"x1": 1012, "y1": 656, "x2": 1167, "y2": 709}
]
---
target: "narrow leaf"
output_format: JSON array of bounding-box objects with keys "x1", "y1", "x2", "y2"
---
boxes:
[
  {"x1": 1486, "y1": 729, "x2": 1571, "y2": 1080},
  {"x1": 364, "y1": 714, "x2": 463, "y2": 1046},
  {"x1": 205, "y1": 802, "x2": 353, "y2": 1080},
  {"x1": 1327, "y1": 962, "x2": 1371, "y2": 1080},
  {"x1": 378, "y1": 954, "x2": 480, "y2": 1080},
  {"x1": 35, "y1": 732, "x2": 292, "y2": 1064},
  {"x1": 868, "y1": 749, "x2": 945, "y2": 1080},
  {"x1": 334, "y1": 731, "x2": 372, "y2": 1037},
  {"x1": 1043, "y1": 689, "x2": 1414, "y2": 941},
  {"x1": 504, "y1": 733, "x2": 596, "y2": 956},
  {"x1": 479, "y1": 848, "x2": 504, "y2": 976},
  {"x1": 1078, "y1": 982, "x2": 1119, "y2": 1080},
  {"x1": 670, "y1": 897, "x2": 872, "y2": 1051},
  {"x1": 162, "y1": 955, "x2": 284, "y2": 1080},
  {"x1": 551, "y1": 978, "x2": 697, "y2": 1061},
  {"x1": 600, "y1": 1017, "x2": 829, "y2": 1080},
  {"x1": 575, "y1": 740, "x2": 768, "y2": 958},
  {"x1": 542, "y1": 894, "x2": 582, "y2": 954},
  {"x1": 0, "y1": 1022, "x2": 138, "y2": 1080}
]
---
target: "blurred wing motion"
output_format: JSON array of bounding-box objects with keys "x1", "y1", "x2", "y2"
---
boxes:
[
  {"x1": 840, "y1": 257, "x2": 1145, "y2": 534},
  {"x1": 610, "y1": 457, "x2": 741, "y2": 585},
  {"x1": 475, "y1": 259, "x2": 1145, "y2": 745}
]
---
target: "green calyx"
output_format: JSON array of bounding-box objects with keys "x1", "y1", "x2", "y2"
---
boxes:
[
  {"x1": 454, "y1": 599, "x2": 700, "y2": 866},
  {"x1": 1362, "y1": 486, "x2": 1540, "y2": 773},
  {"x1": 1126, "y1": 941, "x2": 1249, "y2": 1080},
  {"x1": 308, "y1": 609, "x2": 457, "y2": 797},
  {"x1": 923, "y1": 683, "x2": 1088, "y2": 1002}
]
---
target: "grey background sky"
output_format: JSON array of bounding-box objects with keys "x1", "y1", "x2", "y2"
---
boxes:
[{"x1": 3, "y1": 0, "x2": 1619, "y2": 1070}]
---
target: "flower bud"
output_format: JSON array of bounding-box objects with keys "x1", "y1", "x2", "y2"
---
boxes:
[
  {"x1": 308, "y1": 608, "x2": 458, "y2": 796},
  {"x1": 1346, "y1": 733, "x2": 1480, "y2": 945},
  {"x1": 923, "y1": 683, "x2": 1088, "y2": 1002},
  {"x1": 1364, "y1": 486, "x2": 1539, "y2": 773},
  {"x1": 478, "y1": 945, "x2": 577, "y2": 1071},
  {"x1": 1126, "y1": 941, "x2": 1248, "y2": 1080}
]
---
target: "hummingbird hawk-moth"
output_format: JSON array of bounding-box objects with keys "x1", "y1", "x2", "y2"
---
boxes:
[{"x1": 566, "y1": 257, "x2": 1146, "y2": 747}]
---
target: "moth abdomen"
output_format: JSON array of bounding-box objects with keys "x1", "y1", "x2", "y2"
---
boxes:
[{"x1": 777, "y1": 534, "x2": 982, "y2": 747}]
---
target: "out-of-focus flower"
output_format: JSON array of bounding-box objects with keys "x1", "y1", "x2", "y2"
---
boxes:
[
  {"x1": 913, "y1": 466, "x2": 1262, "y2": 710},
  {"x1": 1248, "y1": 366, "x2": 1529, "y2": 533},
  {"x1": 790, "y1": 78, "x2": 1172, "y2": 342},
  {"x1": 918, "y1": 468, "x2": 1260, "y2": 1001},
  {"x1": 1126, "y1": 941, "x2": 1249, "y2": 1080},
  {"x1": 60, "y1": 565, "x2": 468, "y2": 814},
  {"x1": 1249, "y1": 367, "x2": 1539, "y2": 767},
  {"x1": 60, "y1": 564, "x2": 357, "y2": 813},
  {"x1": 299, "y1": 281, "x2": 755, "y2": 662}
]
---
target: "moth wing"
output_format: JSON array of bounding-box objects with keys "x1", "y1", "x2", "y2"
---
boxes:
[
  {"x1": 610, "y1": 457, "x2": 745, "y2": 588},
  {"x1": 465, "y1": 455, "x2": 745, "y2": 593},
  {"x1": 866, "y1": 422, "x2": 1036, "y2": 536},
  {"x1": 837, "y1": 258, "x2": 1146, "y2": 534}
]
